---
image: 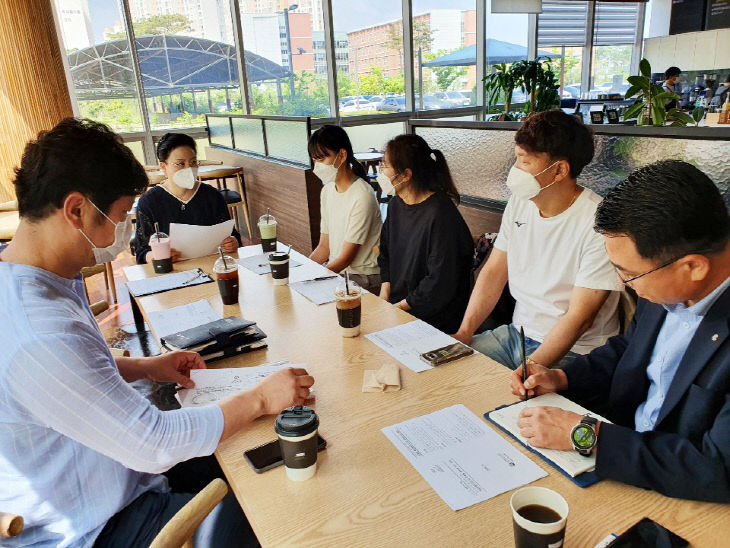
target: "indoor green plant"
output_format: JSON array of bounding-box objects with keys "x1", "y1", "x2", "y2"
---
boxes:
[
  {"x1": 623, "y1": 58, "x2": 679, "y2": 126},
  {"x1": 483, "y1": 63, "x2": 518, "y2": 121},
  {"x1": 510, "y1": 57, "x2": 560, "y2": 115}
]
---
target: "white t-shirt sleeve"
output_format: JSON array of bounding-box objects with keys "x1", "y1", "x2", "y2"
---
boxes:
[
  {"x1": 493, "y1": 197, "x2": 514, "y2": 252},
  {"x1": 343, "y1": 191, "x2": 376, "y2": 246},
  {"x1": 575, "y1": 229, "x2": 623, "y2": 291},
  {"x1": 319, "y1": 185, "x2": 329, "y2": 235}
]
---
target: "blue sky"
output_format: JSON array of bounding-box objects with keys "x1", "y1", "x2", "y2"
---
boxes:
[{"x1": 88, "y1": 0, "x2": 475, "y2": 41}]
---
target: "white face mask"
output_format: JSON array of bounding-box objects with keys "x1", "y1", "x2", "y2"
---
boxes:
[
  {"x1": 506, "y1": 160, "x2": 560, "y2": 201},
  {"x1": 312, "y1": 155, "x2": 343, "y2": 185},
  {"x1": 78, "y1": 201, "x2": 134, "y2": 264},
  {"x1": 376, "y1": 171, "x2": 407, "y2": 197},
  {"x1": 172, "y1": 166, "x2": 198, "y2": 190}
]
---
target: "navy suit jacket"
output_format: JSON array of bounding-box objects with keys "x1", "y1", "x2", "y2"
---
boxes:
[{"x1": 562, "y1": 284, "x2": 730, "y2": 502}]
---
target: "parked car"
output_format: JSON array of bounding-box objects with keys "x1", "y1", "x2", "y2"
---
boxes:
[
  {"x1": 431, "y1": 91, "x2": 471, "y2": 106},
  {"x1": 377, "y1": 96, "x2": 406, "y2": 112},
  {"x1": 341, "y1": 98, "x2": 377, "y2": 112}
]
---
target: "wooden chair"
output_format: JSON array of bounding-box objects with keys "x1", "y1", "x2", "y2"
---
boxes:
[
  {"x1": 0, "y1": 512, "x2": 23, "y2": 538},
  {"x1": 0, "y1": 201, "x2": 19, "y2": 243},
  {"x1": 149, "y1": 478, "x2": 229, "y2": 548},
  {"x1": 81, "y1": 263, "x2": 117, "y2": 306}
]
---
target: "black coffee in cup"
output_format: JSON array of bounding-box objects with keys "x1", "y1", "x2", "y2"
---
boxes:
[
  {"x1": 275, "y1": 405, "x2": 319, "y2": 481},
  {"x1": 268, "y1": 251, "x2": 289, "y2": 285},
  {"x1": 510, "y1": 487, "x2": 569, "y2": 548}
]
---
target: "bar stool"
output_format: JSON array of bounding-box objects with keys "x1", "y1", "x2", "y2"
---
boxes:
[{"x1": 198, "y1": 166, "x2": 253, "y2": 239}]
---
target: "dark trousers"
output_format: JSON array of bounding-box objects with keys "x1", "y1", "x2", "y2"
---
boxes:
[{"x1": 94, "y1": 456, "x2": 259, "y2": 548}]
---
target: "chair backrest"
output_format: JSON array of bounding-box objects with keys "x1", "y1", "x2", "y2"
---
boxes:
[
  {"x1": 149, "y1": 478, "x2": 229, "y2": 548},
  {"x1": 0, "y1": 512, "x2": 24, "y2": 538}
]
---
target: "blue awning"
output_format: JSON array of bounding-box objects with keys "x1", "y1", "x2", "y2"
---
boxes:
[{"x1": 422, "y1": 40, "x2": 562, "y2": 67}]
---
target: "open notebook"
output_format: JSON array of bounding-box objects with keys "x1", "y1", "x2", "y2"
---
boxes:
[{"x1": 486, "y1": 393, "x2": 611, "y2": 479}]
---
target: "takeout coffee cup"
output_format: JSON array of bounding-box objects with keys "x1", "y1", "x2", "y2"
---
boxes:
[
  {"x1": 275, "y1": 405, "x2": 319, "y2": 481},
  {"x1": 510, "y1": 486, "x2": 569, "y2": 548}
]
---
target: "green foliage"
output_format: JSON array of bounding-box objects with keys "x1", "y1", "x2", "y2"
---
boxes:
[
  {"x1": 423, "y1": 50, "x2": 467, "y2": 92},
  {"x1": 107, "y1": 14, "x2": 192, "y2": 39},
  {"x1": 510, "y1": 57, "x2": 560, "y2": 114},
  {"x1": 623, "y1": 58, "x2": 679, "y2": 126},
  {"x1": 483, "y1": 63, "x2": 516, "y2": 115},
  {"x1": 357, "y1": 66, "x2": 405, "y2": 96}
]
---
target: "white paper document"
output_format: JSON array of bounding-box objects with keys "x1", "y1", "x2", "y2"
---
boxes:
[
  {"x1": 126, "y1": 268, "x2": 212, "y2": 297},
  {"x1": 365, "y1": 320, "x2": 461, "y2": 373},
  {"x1": 383, "y1": 404, "x2": 546, "y2": 511},
  {"x1": 289, "y1": 276, "x2": 342, "y2": 305},
  {"x1": 488, "y1": 393, "x2": 611, "y2": 477},
  {"x1": 146, "y1": 299, "x2": 221, "y2": 339},
  {"x1": 236, "y1": 254, "x2": 302, "y2": 275},
  {"x1": 169, "y1": 220, "x2": 235, "y2": 259},
  {"x1": 177, "y1": 361, "x2": 296, "y2": 407}
]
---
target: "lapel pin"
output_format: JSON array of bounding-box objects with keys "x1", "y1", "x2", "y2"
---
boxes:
[{"x1": 712, "y1": 334, "x2": 719, "y2": 342}]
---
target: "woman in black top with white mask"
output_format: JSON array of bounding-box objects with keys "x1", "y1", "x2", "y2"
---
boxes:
[{"x1": 377, "y1": 134, "x2": 474, "y2": 333}]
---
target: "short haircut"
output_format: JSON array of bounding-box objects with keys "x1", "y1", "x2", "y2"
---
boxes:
[
  {"x1": 595, "y1": 160, "x2": 730, "y2": 262},
  {"x1": 514, "y1": 109, "x2": 595, "y2": 178},
  {"x1": 156, "y1": 132, "x2": 197, "y2": 162},
  {"x1": 14, "y1": 118, "x2": 148, "y2": 221},
  {"x1": 665, "y1": 66, "x2": 681, "y2": 79}
]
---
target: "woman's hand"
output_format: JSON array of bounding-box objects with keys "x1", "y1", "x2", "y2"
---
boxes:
[{"x1": 220, "y1": 236, "x2": 238, "y2": 254}]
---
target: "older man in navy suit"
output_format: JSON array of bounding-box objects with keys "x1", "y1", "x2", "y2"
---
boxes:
[{"x1": 510, "y1": 160, "x2": 730, "y2": 502}]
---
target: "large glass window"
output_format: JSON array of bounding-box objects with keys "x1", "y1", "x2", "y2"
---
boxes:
[
  {"x1": 484, "y1": 0, "x2": 529, "y2": 111},
  {"x1": 589, "y1": 1, "x2": 641, "y2": 97},
  {"x1": 242, "y1": 4, "x2": 331, "y2": 117},
  {"x1": 332, "y1": 0, "x2": 404, "y2": 117},
  {"x1": 412, "y1": 1, "x2": 477, "y2": 111},
  {"x1": 55, "y1": 0, "x2": 144, "y2": 132},
  {"x1": 129, "y1": 1, "x2": 240, "y2": 130}
]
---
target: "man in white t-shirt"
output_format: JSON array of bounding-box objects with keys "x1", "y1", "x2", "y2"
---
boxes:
[{"x1": 453, "y1": 110, "x2": 622, "y2": 369}]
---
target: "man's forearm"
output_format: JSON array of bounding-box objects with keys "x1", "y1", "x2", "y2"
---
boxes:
[
  {"x1": 218, "y1": 388, "x2": 265, "y2": 442},
  {"x1": 457, "y1": 270, "x2": 506, "y2": 336},
  {"x1": 116, "y1": 356, "x2": 149, "y2": 382},
  {"x1": 309, "y1": 243, "x2": 329, "y2": 264},
  {"x1": 529, "y1": 313, "x2": 593, "y2": 367}
]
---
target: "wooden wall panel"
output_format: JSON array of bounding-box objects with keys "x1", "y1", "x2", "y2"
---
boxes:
[
  {"x1": 458, "y1": 203, "x2": 503, "y2": 239},
  {"x1": 0, "y1": 0, "x2": 73, "y2": 203},
  {"x1": 205, "y1": 147, "x2": 321, "y2": 254}
]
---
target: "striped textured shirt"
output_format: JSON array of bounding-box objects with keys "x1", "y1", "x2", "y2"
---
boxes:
[{"x1": 0, "y1": 258, "x2": 224, "y2": 547}]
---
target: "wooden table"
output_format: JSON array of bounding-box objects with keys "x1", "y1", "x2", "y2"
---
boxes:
[{"x1": 124, "y1": 246, "x2": 730, "y2": 547}]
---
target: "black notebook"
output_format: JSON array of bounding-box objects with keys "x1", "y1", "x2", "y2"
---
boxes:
[{"x1": 161, "y1": 317, "x2": 258, "y2": 352}]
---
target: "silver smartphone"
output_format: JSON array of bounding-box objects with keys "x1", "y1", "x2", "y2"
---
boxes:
[{"x1": 420, "y1": 342, "x2": 474, "y2": 366}]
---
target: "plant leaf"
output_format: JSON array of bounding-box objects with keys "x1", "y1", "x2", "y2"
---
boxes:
[
  {"x1": 692, "y1": 106, "x2": 705, "y2": 124},
  {"x1": 652, "y1": 103, "x2": 666, "y2": 126},
  {"x1": 625, "y1": 85, "x2": 641, "y2": 99},
  {"x1": 639, "y1": 58, "x2": 651, "y2": 78},
  {"x1": 627, "y1": 75, "x2": 650, "y2": 91},
  {"x1": 668, "y1": 108, "x2": 694, "y2": 126},
  {"x1": 623, "y1": 101, "x2": 644, "y2": 120}
]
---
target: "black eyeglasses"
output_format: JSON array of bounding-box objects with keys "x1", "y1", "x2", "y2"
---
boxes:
[{"x1": 614, "y1": 250, "x2": 714, "y2": 285}]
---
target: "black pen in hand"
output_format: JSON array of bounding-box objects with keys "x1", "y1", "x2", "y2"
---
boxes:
[{"x1": 520, "y1": 326, "x2": 530, "y2": 401}]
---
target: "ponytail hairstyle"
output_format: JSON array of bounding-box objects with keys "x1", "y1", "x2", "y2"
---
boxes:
[
  {"x1": 308, "y1": 125, "x2": 368, "y2": 181},
  {"x1": 384, "y1": 134, "x2": 460, "y2": 204}
]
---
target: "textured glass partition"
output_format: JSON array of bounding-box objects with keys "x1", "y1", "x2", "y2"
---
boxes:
[
  {"x1": 416, "y1": 126, "x2": 730, "y2": 205},
  {"x1": 264, "y1": 120, "x2": 310, "y2": 165},
  {"x1": 208, "y1": 117, "x2": 232, "y2": 148},
  {"x1": 232, "y1": 118, "x2": 266, "y2": 155},
  {"x1": 415, "y1": 127, "x2": 515, "y2": 202},
  {"x1": 345, "y1": 122, "x2": 405, "y2": 153}
]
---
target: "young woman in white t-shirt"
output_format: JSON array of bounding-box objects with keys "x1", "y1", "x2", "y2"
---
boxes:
[{"x1": 308, "y1": 125, "x2": 382, "y2": 293}]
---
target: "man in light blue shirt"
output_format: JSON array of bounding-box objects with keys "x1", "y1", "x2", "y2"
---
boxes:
[{"x1": 0, "y1": 118, "x2": 314, "y2": 547}]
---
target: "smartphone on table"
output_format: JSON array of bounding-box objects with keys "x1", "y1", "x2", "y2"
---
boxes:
[
  {"x1": 244, "y1": 435, "x2": 327, "y2": 473},
  {"x1": 420, "y1": 342, "x2": 474, "y2": 367}
]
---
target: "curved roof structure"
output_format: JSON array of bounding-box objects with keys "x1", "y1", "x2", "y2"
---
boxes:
[{"x1": 68, "y1": 35, "x2": 289, "y2": 99}]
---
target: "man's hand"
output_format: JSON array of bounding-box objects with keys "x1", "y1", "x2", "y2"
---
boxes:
[
  {"x1": 394, "y1": 299, "x2": 410, "y2": 311},
  {"x1": 517, "y1": 406, "x2": 581, "y2": 451},
  {"x1": 253, "y1": 368, "x2": 315, "y2": 415},
  {"x1": 379, "y1": 281, "x2": 391, "y2": 301},
  {"x1": 170, "y1": 247, "x2": 182, "y2": 262},
  {"x1": 220, "y1": 236, "x2": 238, "y2": 254},
  {"x1": 143, "y1": 351, "x2": 207, "y2": 388},
  {"x1": 452, "y1": 329, "x2": 473, "y2": 346},
  {"x1": 510, "y1": 362, "x2": 568, "y2": 398}
]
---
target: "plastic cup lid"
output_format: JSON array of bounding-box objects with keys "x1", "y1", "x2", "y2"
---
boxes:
[
  {"x1": 275, "y1": 405, "x2": 318, "y2": 436},
  {"x1": 269, "y1": 252, "x2": 289, "y2": 261}
]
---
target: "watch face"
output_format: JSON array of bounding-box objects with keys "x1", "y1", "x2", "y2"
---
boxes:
[{"x1": 572, "y1": 426, "x2": 596, "y2": 449}]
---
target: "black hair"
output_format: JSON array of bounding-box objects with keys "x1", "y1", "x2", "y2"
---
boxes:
[
  {"x1": 665, "y1": 66, "x2": 681, "y2": 79},
  {"x1": 13, "y1": 118, "x2": 148, "y2": 221},
  {"x1": 307, "y1": 125, "x2": 368, "y2": 181},
  {"x1": 156, "y1": 132, "x2": 197, "y2": 162},
  {"x1": 514, "y1": 109, "x2": 594, "y2": 178},
  {"x1": 595, "y1": 160, "x2": 730, "y2": 262},
  {"x1": 385, "y1": 134, "x2": 460, "y2": 204}
]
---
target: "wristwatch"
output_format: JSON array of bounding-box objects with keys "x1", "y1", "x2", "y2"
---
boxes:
[{"x1": 570, "y1": 414, "x2": 598, "y2": 456}]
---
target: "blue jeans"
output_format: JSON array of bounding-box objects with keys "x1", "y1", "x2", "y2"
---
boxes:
[
  {"x1": 94, "y1": 456, "x2": 258, "y2": 548},
  {"x1": 471, "y1": 324, "x2": 579, "y2": 370}
]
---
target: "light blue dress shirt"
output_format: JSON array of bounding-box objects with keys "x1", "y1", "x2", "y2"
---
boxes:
[
  {"x1": 634, "y1": 275, "x2": 730, "y2": 432},
  {"x1": 0, "y1": 260, "x2": 224, "y2": 547}
]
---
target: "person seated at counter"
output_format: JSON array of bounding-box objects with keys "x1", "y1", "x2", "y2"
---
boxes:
[
  {"x1": 0, "y1": 118, "x2": 314, "y2": 546},
  {"x1": 134, "y1": 132, "x2": 241, "y2": 264},
  {"x1": 663, "y1": 66, "x2": 682, "y2": 111},
  {"x1": 377, "y1": 134, "x2": 473, "y2": 334},
  {"x1": 308, "y1": 125, "x2": 382, "y2": 293},
  {"x1": 511, "y1": 160, "x2": 730, "y2": 503},
  {"x1": 453, "y1": 110, "x2": 622, "y2": 369}
]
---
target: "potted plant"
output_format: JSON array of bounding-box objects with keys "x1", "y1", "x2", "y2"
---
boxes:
[
  {"x1": 510, "y1": 57, "x2": 560, "y2": 115},
  {"x1": 483, "y1": 63, "x2": 518, "y2": 121},
  {"x1": 623, "y1": 59, "x2": 679, "y2": 126}
]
